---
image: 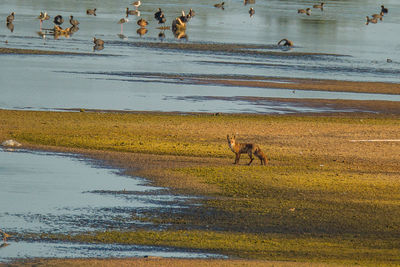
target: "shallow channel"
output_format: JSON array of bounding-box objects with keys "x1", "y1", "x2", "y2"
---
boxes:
[{"x1": 0, "y1": 148, "x2": 224, "y2": 261}]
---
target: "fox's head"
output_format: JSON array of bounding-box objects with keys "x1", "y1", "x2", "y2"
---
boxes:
[{"x1": 227, "y1": 134, "x2": 236, "y2": 148}]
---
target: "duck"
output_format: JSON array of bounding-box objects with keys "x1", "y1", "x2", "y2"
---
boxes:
[
  {"x1": 365, "y1": 16, "x2": 378, "y2": 25},
  {"x1": 172, "y1": 17, "x2": 186, "y2": 32},
  {"x1": 6, "y1": 12, "x2": 15, "y2": 23},
  {"x1": 53, "y1": 15, "x2": 64, "y2": 25},
  {"x1": 158, "y1": 14, "x2": 166, "y2": 25},
  {"x1": 249, "y1": 7, "x2": 255, "y2": 17},
  {"x1": 313, "y1": 2, "x2": 324, "y2": 10},
  {"x1": 372, "y1": 11, "x2": 384, "y2": 21},
  {"x1": 214, "y1": 2, "x2": 225, "y2": 9},
  {"x1": 381, "y1": 5, "x2": 388, "y2": 14},
  {"x1": 298, "y1": 8, "x2": 311, "y2": 15},
  {"x1": 93, "y1": 37, "x2": 104, "y2": 46},
  {"x1": 137, "y1": 18, "x2": 148, "y2": 27},
  {"x1": 86, "y1": 8, "x2": 97, "y2": 16},
  {"x1": 277, "y1": 38, "x2": 293, "y2": 47},
  {"x1": 132, "y1": 0, "x2": 141, "y2": 9},
  {"x1": 154, "y1": 8, "x2": 163, "y2": 20},
  {"x1": 69, "y1": 15, "x2": 79, "y2": 26},
  {"x1": 126, "y1": 7, "x2": 140, "y2": 17}
]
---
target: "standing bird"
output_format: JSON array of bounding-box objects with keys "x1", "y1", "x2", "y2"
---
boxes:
[
  {"x1": 69, "y1": 15, "x2": 79, "y2": 26},
  {"x1": 214, "y1": 2, "x2": 225, "y2": 9},
  {"x1": 126, "y1": 7, "x2": 140, "y2": 17},
  {"x1": 298, "y1": 8, "x2": 311, "y2": 16},
  {"x1": 154, "y1": 8, "x2": 163, "y2": 20},
  {"x1": 86, "y1": 8, "x2": 97, "y2": 16},
  {"x1": 118, "y1": 18, "x2": 128, "y2": 34},
  {"x1": 37, "y1": 12, "x2": 50, "y2": 29},
  {"x1": 313, "y1": 2, "x2": 324, "y2": 10},
  {"x1": 137, "y1": 18, "x2": 148, "y2": 27},
  {"x1": 157, "y1": 13, "x2": 166, "y2": 25},
  {"x1": 179, "y1": 10, "x2": 188, "y2": 23},
  {"x1": 365, "y1": 16, "x2": 378, "y2": 25},
  {"x1": 6, "y1": 12, "x2": 15, "y2": 23},
  {"x1": 132, "y1": 1, "x2": 141, "y2": 9},
  {"x1": 372, "y1": 11, "x2": 384, "y2": 21},
  {"x1": 381, "y1": 5, "x2": 388, "y2": 14},
  {"x1": 249, "y1": 7, "x2": 255, "y2": 17},
  {"x1": 53, "y1": 15, "x2": 64, "y2": 25}
]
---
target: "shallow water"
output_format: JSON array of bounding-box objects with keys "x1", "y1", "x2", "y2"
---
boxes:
[
  {"x1": 0, "y1": 148, "x2": 221, "y2": 261},
  {"x1": 1, "y1": 0, "x2": 399, "y2": 113}
]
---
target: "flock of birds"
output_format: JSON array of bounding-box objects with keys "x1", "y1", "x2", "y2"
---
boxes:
[
  {"x1": 3, "y1": 0, "x2": 198, "y2": 51},
  {"x1": 366, "y1": 5, "x2": 388, "y2": 25},
  {"x1": 296, "y1": 2, "x2": 389, "y2": 26},
  {"x1": 3, "y1": 1, "x2": 392, "y2": 51}
]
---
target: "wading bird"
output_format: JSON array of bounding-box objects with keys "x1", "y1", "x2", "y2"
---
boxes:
[
  {"x1": 37, "y1": 12, "x2": 50, "y2": 29},
  {"x1": 249, "y1": 7, "x2": 255, "y2": 17},
  {"x1": 69, "y1": 15, "x2": 79, "y2": 26},
  {"x1": 6, "y1": 12, "x2": 15, "y2": 23},
  {"x1": 132, "y1": 1, "x2": 141, "y2": 9},
  {"x1": 313, "y1": 2, "x2": 324, "y2": 10},
  {"x1": 118, "y1": 18, "x2": 128, "y2": 34},
  {"x1": 298, "y1": 8, "x2": 311, "y2": 15}
]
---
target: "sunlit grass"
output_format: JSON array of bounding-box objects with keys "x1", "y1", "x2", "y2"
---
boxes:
[{"x1": 1, "y1": 109, "x2": 400, "y2": 265}]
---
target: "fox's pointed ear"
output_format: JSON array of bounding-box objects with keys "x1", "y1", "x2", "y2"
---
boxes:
[{"x1": 227, "y1": 134, "x2": 230, "y2": 140}]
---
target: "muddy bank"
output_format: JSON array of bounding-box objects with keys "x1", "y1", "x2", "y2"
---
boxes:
[
  {"x1": 189, "y1": 76, "x2": 400, "y2": 95},
  {"x1": 120, "y1": 41, "x2": 344, "y2": 57},
  {"x1": 173, "y1": 96, "x2": 400, "y2": 115},
  {"x1": 72, "y1": 71, "x2": 400, "y2": 95}
]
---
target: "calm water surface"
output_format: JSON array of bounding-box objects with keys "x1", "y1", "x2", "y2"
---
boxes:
[
  {"x1": 0, "y1": 148, "x2": 223, "y2": 261},
  {"x1": 1, "y1": 0, "x2": 399, "y2": 113}
]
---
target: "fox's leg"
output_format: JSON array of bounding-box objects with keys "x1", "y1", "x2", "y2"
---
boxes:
[
  {"x1": 247, "y1": 152, "x2": 254, "y2": 165},
  {"x1": 234, "y1": 153, "x2": 240, "y2": 164}
]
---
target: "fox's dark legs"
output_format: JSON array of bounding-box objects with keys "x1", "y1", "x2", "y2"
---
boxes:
[
  {"x1": 247, "y1": 152, "x2": 254, "y2": 165},
  {"x1": 234, "y1": 153, "x2": 240, "y2": 164}
]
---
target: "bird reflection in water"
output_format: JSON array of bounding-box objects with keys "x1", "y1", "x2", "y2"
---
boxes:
[
  {"x1": 6, "y1": 22, "x2": 14, "y2": 32},
  {"x1": 137, "y1": 27, "x2": 148, "y2": 36}
]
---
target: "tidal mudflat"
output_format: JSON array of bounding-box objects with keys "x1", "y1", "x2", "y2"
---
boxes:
[{"x1": 0, "y1": 110, "x2": 399, "y2": 265}]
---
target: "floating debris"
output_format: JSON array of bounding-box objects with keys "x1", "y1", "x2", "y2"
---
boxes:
[{"x1": 1, "y1": 139, "x2": 22, "y2": 147}]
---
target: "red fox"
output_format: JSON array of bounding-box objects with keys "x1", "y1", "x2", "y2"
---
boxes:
[{"x1": 227, "y1": 135, "x2": 268, "y2": 165}]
